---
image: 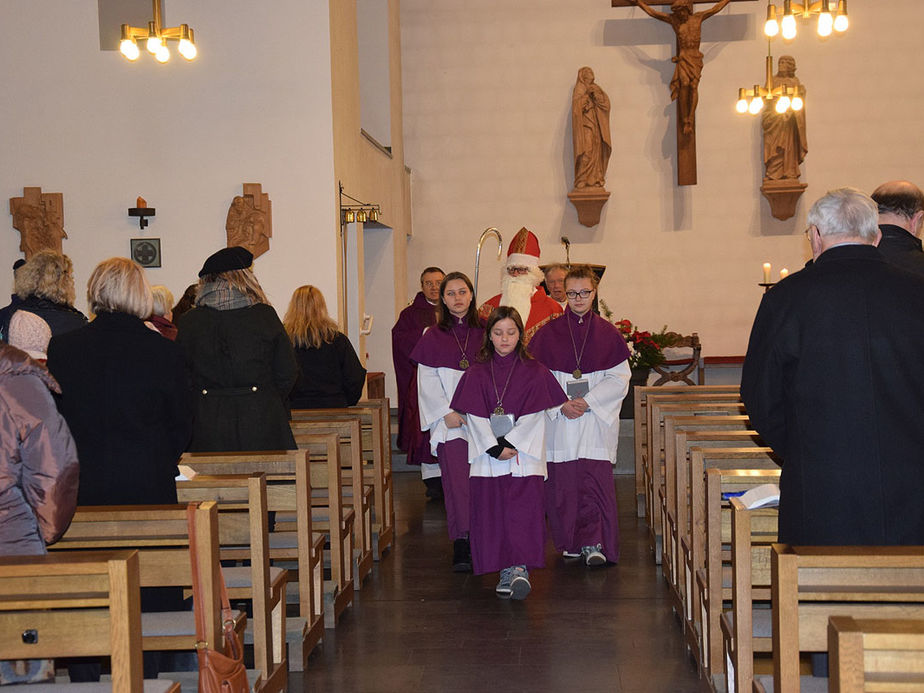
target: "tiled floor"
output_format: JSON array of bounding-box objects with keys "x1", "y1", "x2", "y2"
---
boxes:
[{"x1": 290, "y1": 471, "x2": 703, "y2": 692}]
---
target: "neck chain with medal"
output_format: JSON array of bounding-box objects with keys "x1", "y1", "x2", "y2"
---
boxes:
[
  {"x1": 450, "y1": 320, "x2": 470, "y2": 369},
  {"x1": 567, "y1": 310, "x2": 592, "y2": 379},
  {"x1": 490, "y1": 355, "x2": 517, "y2": 415}
]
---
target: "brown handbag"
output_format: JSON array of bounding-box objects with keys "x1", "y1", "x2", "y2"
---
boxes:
[{"x1": 187, "y1": 504, "x2": 250, "y2": 693}]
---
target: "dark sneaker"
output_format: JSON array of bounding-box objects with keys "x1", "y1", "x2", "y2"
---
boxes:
[
  {"x1": 495, "y1": 567, "x2": 514, "y2": 598},
  {"x1": 582, "y1": 544, "x2": 606, "y2": 567},
  {"x1": 509, "y1": 566, "x2": 531, "y2": 600},
  {"x1": 452, "y1": 538, "x2": 473, "y2": 573}
]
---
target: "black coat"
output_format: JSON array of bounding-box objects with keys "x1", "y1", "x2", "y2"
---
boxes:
[
  {"x1": 176, "y1": 303, "x2": 296, "y2": 451},
  {"x1": 1, "y1": 295, "x2": 88, "y2": 340},
  {"x1": 741, "y1": 244, "x2": 924, "y2": 545},
  {"x1": 289, "y1": 333, "x2": 366, "y2": 409},
  {"x1": 878, "y1": 224, "x2": 924, "y2": 277},
  {"x1": 46, "y1": 311, "x2": 192, "y2": 506}
]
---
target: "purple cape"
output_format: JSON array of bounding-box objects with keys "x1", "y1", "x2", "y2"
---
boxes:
[
  {"x1": 410, "y1": 319, "x2": 485, "y2": 370},
  {"x1": 529, "y1": 308, "x2": 630, "y2": 374},
  {"x1": 450, "y1": 351, "x2": 567, "y2": 418},
  {"x1": 391, "y1": 291, "x2": 438, "y2": 454}
]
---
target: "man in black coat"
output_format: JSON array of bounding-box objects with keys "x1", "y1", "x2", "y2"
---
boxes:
[
  {"x1": 742, "y1": 187, "x2": 924, "y2": 546},
  {"x1": 871, "y1": 179, "x2": 924, "y2": 277}
]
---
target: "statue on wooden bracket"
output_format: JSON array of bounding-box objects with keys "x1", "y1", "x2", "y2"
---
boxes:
[
  {"x1": 9, "y1": 187, "x2": 66, "y2": 260},
  {"x1": 760, "y1": 55, "x2": 808, "y2": 220},
  {"x1": 226, "y1": 183, "x2": 272, "y2": 259},
  {"x1": 568, "y1": 67, "x2": 612, "y2": 227}
]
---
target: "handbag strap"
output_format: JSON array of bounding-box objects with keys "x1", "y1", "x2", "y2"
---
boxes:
[{"x1": 186, "y1": 503, "x2": 235, "y2": 648}]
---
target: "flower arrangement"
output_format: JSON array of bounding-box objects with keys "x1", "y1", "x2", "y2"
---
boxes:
[{"x1": 599, "y1": 300, "x2": 678, "y2": 370}]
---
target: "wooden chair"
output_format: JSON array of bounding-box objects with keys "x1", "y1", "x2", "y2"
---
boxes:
[
  {"x1": 828, "y1": 616, "x2": 924, "y2": 692},
  {"x1": 0, "y1": 550, "x2": 180, "y2": 693},
  {"x1": 291, "y1": 398, "x2": 395, "y2": 559},
  {"x1": 754, "y1": 545, "x2": 924, "y2": 693},
  {"x1": 632, "y1": 384, "x2": 740, "y2": 518},
  {"x1": 290, "y1": 418, "x2": 374, "y2": 587},
  {"x1": 177, "y1": 472, "x2": 287, "y2": 691},
  {"x1": 49, "y1": 503, "x2": 240, "y2": 668},
  {"x1": 652, "y1": 332, "x2": 703, "y2": 386}
]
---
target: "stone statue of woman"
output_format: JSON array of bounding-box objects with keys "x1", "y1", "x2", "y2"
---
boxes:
[{"x1": 571, "y1": 67, "x2": 612, "y2": 189}]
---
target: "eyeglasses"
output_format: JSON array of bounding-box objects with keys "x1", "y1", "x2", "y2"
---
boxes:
[
  {"x1": 565, "y1": 289, "x2": 594, "y2": 299},
  {"x1": 507, "y1": 266, "x2": 530, "y2": 276}
]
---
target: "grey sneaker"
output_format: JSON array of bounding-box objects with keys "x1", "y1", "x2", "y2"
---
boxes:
[
  {"x1": 509, "y1": 566, "x2": 531, "y2": 600},
  {"x1": 562, "y1": 549, "x2": 582, "y2": 559},
  {"x1": 582, "y1": 544, "x2": 606, "y2": 567},
  {"x1": 495, "y1": 567, "x2": 514, "y2": 598}
]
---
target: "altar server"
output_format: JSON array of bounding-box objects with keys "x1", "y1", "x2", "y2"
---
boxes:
[
  {"x1": 451, "y1": 307, "x2": 566, "y2": 599},
  {"x1": 530, "y1": 265, "x2": 631, "y2": 566},
  {"x1": 410, "y1": 272, "x2": 484, "y2": 572}
]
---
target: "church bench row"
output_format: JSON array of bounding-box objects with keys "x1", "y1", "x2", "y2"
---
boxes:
[
  {"x1": 828, "y1": 616, "x2": 924, "y2": 692},
  {"x1": 0, "y1": 550, "x2": 180, "y2": 693}
]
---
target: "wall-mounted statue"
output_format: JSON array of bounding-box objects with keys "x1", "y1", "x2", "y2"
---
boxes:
[
  {"x1": 761, "y1": 55, "x2": 807, "y2": 182},
  {"x1": 226, "y1": 183, "x2": 272, "y2": 259},
  {"x1": 9, "y1": 187, "x2": 66, "y2": 259},
  {"x1": 760, "y1": 55, "x2": 808, "y2": 221},
  {"x1": 568, "y1": 67, "x2": 612, "y2": 227},
  {"x1": 572, "y1": 67, "x2": 612, "y2": 190}
]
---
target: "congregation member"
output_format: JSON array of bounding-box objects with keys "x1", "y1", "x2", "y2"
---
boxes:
[
  {"x1": 451, "y1": 307, "x2": 567, "y2": 599},
  {"x1": 0, "y1": 342, "x2": 78, "y2": 685},
  {"x1": 543, "y1": 263, "x2": 569, "y2": 309},
  {"x1": 392, "y1": 266, "x2": 445, "y2": 498},
  {"x1": 410, "y1": 271, "x2": 484, "y2": 572},
  {"x1": 871, "y1": 179, "x2": 924, "y2": 276},
  {"x1": 284, "y1": 284, "x2": 366, "y2": 409},
  {"x1": 0, "y1": 259, "x2": 26, "y2": 341},
  {"x1": 530, "y1": 265, "x2": 631, "y2": 566},
  {"x1": 5, "y1": 250, "x2": 87, "y2": 337},
  {"x1": 176, "y1": 246, "x2": 296, "y2": 452},
  {"x1": 741, "y1": 187, "x2": 924, "y2": 546},
  {"x1": 478, "y1": 228, "x2": 562, "y2": 344},
  {"x1": 148, "y1": 285, "x2": 178, "y2": 339},
  {"x1": 7, "y1": 311, "x2": 51, "y2": 363},
  {"x1": 48, "y1": 257, "x2": 193, "y2": 681}
]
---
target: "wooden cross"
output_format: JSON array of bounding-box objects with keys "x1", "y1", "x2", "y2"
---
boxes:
[{"x1": 612, "y1": 0, "x2": 756, "y2": 185}]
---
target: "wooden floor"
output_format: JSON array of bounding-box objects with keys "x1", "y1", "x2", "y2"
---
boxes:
[{"x1": 291, "y1": 471, "x2": 702, "y2": 692}]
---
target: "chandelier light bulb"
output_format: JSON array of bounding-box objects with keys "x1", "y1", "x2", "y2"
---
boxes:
[
  {"x1": 155, "y1": 43, "x2": 170, "y2": 63},
  {"x1": 817, "y1": 11, "x2": 833, "y2": 36},
  {"x1": 834, "y1": 12, "x2": 848, "y2": 32},
  {"x1": 146, "y1": 35, "x2": 161, "y2": 54},
  {"x1": 791, "y1": 96, "x2": 804, "y2": 111},
  {"x1": 736, "y1": 98, "x2": 749, "y2": 114},
  {"x1": 178, "y1": 38, "x2": 197, "y2": 60},
  {"x1": 776, "y1": 95, "x2": 791, "y2": 113},
  {"x1": 120, "y1": 39, "x2": 140, "y2": 61},
  {"x1": 781, "y1": 13, "x2": 797, "y2": 39},
  {"x1": 764, "y1": 19, "x2": 779, "y2": 37},
  {"x1": 749, "y1": 96, "x2": 764, "y2": 114}
]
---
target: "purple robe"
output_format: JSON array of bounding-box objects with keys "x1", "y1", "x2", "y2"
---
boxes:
[
  {"x1": 391, "y1": 292, "x2": 437, "y2": 463},
  {"x1": 528, "y1": 307, "x2": 630, "y2": 376}
]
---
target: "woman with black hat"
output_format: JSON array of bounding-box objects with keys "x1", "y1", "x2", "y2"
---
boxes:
[{"x1": 176, "y1": 246, "x2": 297, "y2": 451}]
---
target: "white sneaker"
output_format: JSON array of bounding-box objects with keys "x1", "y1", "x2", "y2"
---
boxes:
[
  {"x1": 582, "y1": 544, "x2": 606, "y2": 567},
  {"x1": 509, "y1": 566, "x2": 531, "y2": 600},
  {"x1": 562, "y1": 549, "x2": 581, "y2": 559}
]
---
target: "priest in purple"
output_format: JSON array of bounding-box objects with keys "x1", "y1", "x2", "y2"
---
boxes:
[
  {"x1": 410, "y1": 272, "x2": 484, "y2": 572},
  {"x1": 392, "y1": 266, "x2": 444, "y2": 495},
  {"x1": 451, "y1": 306, "x2": 567, "y2": 600},
  {"x1": 529, "y1": 265, "x2": 631, "y2": 567}
]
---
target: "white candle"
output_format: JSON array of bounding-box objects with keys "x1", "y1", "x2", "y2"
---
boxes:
[
  {"x1": 762, "y1": 263, "x2": 772, "y2": 283},
  {"x1": 779, "y1": 268, "x2": 789, "y2": 279}
]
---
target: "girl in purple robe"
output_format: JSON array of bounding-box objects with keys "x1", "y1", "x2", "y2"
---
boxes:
[
  {"x1": 410, "y1": 272, "x2": 484, "y2": 572},
  {"x1": 450, "y1": 306, "x2": 567, "y2": 599}
]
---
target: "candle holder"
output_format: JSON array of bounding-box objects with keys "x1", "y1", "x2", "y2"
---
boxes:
[{"x1": 759, "y1": 282, "x2": 776, "y2": 293}]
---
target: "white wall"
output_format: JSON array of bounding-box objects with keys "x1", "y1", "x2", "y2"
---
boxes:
[
  {"x1": 1, "y1": 0, "x2": 337, "y2": 316},
  {"x1": 401, "y1": 0, "x2": 924, "y2": 356}
]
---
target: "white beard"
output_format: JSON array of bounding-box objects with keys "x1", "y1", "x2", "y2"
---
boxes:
[{"x1": 499, "y1": 273, "x2": 538, "y2": 325}]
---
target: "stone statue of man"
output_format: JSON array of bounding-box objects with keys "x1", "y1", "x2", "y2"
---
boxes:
[{"x1": 761, "y1": 55, "x2": 807, "y2": 181}]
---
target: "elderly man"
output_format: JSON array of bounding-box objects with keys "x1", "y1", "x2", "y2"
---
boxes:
[
  {"x1": 871, "y1": 180, "x2": 924, "y2": 276},
  {"x1": 478, "y1": 228, "x2": 562, "y2": 343},
  {"x1": 392, "y1": 266, "x2": 444, "y2": 497},
  {"x1": 543, "y1": 264, "x2": 568, "y2": 309},
  {"x1": 741, "y1": 187, "x2": 924, "y2": 546}
]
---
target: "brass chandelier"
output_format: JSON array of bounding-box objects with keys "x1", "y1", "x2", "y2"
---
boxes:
[
  {"x1": 735, "y1": 53, "x2": 805, "y2": 116},
  {"x1": 119, "y1": 0, "x2": 197, "y2": 63},
  {"x1": 763, "y1": 0, "x2": 848, "y2": 40}
]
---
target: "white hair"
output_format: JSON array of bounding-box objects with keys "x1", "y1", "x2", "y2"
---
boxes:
[{"x1": 807, "y1": 187, "x2": 880, "y2": 243}]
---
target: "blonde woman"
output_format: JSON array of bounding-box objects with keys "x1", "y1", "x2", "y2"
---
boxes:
[
  {"x1": 284, "y1": 285, "x2": 365, "y2": 409},
  {"x1": 147, "y1": 285, "x2": 177, "y2": 340},
  {"x1": 2, "y1": 250, "x2": 86, "y2": 338},
  {"x1": 176, "y1": 246, "x2": 296, "y2": 451}
]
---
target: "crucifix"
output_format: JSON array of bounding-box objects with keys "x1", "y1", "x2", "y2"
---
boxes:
[{"x1": 614, "y1": 0, "x2": 748, "y2": 185}]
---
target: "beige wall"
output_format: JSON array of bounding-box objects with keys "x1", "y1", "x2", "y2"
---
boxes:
[
  {"x1": 0, "y1": 0, "x2": 337, "y2": 316},
  {"x1": 401, "y1": 0, "x2": 924, "y2": 356}
]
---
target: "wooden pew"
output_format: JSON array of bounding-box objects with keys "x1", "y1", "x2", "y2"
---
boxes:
[
  {"x1": 633, "y1": 384, "x2": 740, "y2": 518},
  {"x1": 753, "y1": 545, "x2": 924, "y2": 693},
  {"x1": 49, "y1": 503, "x2": 240, "y2": 670},
  {"x1": 291, "y1": 398, "x2": 395, "y2": 559},
  {"x1": 290, "y1": 418, "x2": 374, "y2": 587},
  {"x1": 181, "y1": 446, "x2": 350, "y2": 637},
  {"x1": 177, "y1": 472, "x2": 287, "y2": 691},
  {"x1": 646, "y1": 397, "x2": 747, "y2": 562},
  {"x1": 828, "y1": 616, "x2": 924, "y2": 692},
  {"x1": 694, "y1": 470, "x2": 779, "y2": 688},
  {"x1": 0, "y1": 550, "x2": 180, "y2": 693}
]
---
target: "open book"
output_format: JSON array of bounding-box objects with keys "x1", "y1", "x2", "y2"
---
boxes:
[{"x1": 737, "y1": 483, "x2": 780, "y2": 509}]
